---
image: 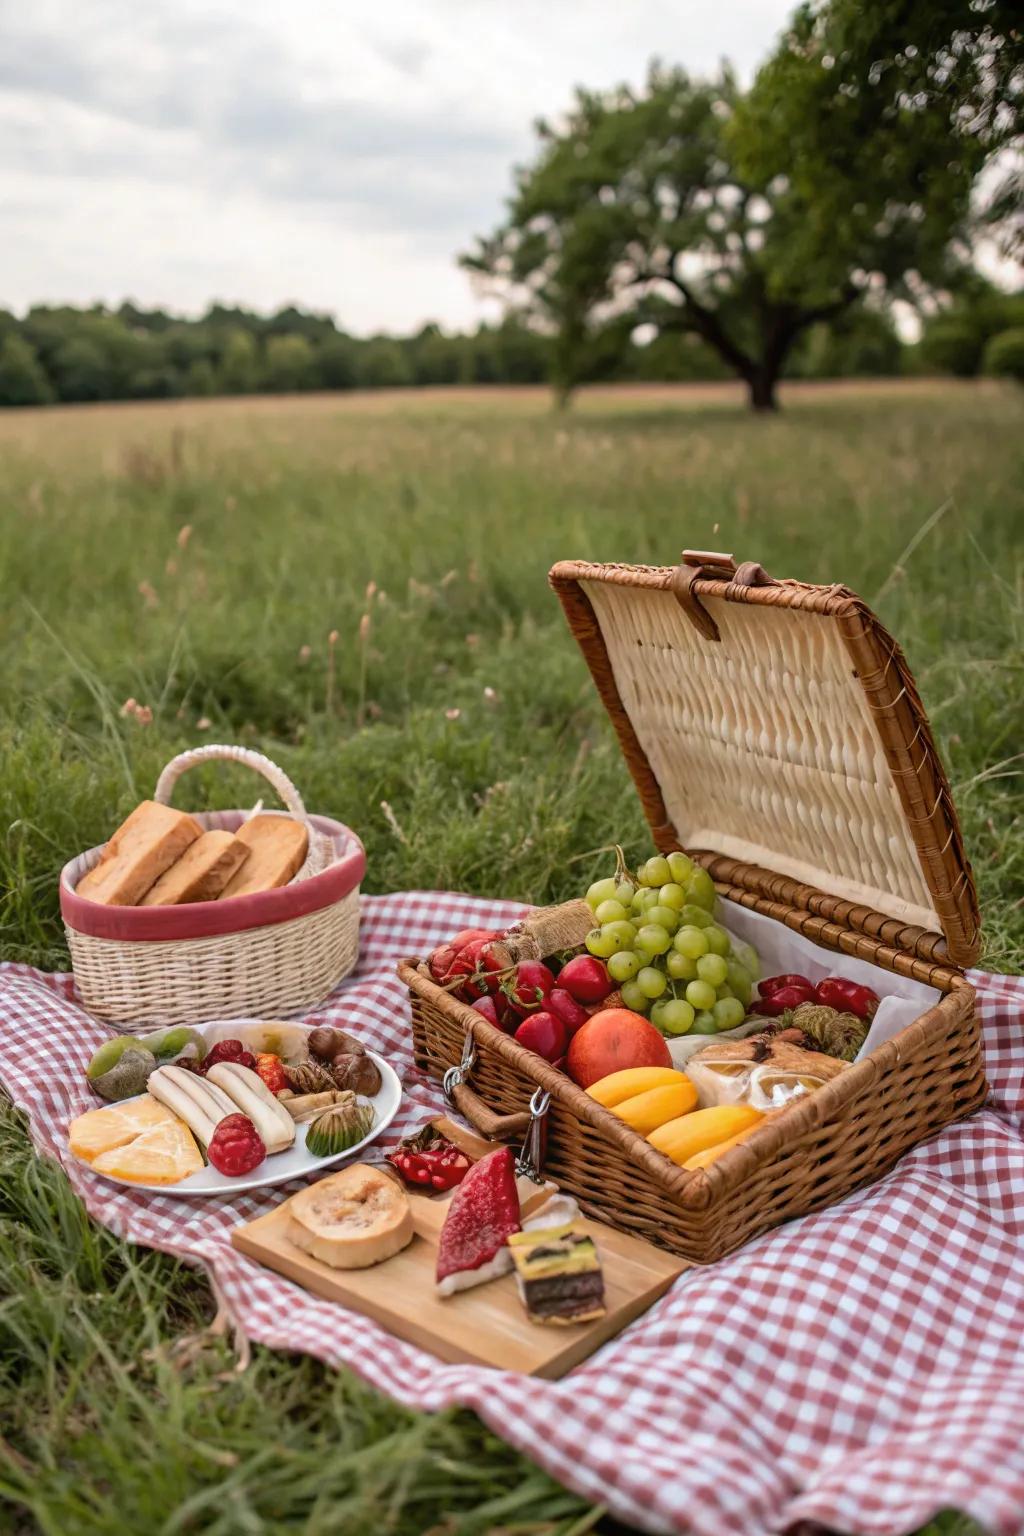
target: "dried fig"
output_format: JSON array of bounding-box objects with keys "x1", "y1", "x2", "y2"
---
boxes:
[
  {"x1": 307, "y1": 1027, "x2": 339, "y2": 1062},
  {"x1": 331, "y1": 1051, "x2": 381, "y2": 1096}
]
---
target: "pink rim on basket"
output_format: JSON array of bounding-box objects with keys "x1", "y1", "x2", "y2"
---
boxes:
[{"x1": 60, "y1": 812, "x2": 366, "y2": 943}]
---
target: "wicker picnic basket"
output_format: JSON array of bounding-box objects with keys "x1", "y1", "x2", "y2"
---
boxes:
[
  {"x1": 60, "y1": 744, "x2": 365, "y2": 1027},
  {"x1": 400, "y1": 551, "x2": 987, "y2": 1263}
]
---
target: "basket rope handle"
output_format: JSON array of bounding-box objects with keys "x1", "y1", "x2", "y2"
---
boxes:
[{"x1": 153, "y1": 745, "x2": 311, "y2": 829}]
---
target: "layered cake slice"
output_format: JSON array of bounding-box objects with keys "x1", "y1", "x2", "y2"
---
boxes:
[{"x1": 507, "y1": 1221, "x2": 606, "y2": 1326}]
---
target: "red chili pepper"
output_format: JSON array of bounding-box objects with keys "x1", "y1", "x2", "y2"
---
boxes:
[
  {"x1": 387, "y1": 1126, "x2": 471, "y2": 1191},
  {"x1": 815, "y1": 977, "x2": 879, "y2": 1019},
  {"x1": 750, "y1": 982, "x2": 816, "y2": 1016},
  {"x1": 758, "y1": 974, "x2": 814, "y2": 999}
]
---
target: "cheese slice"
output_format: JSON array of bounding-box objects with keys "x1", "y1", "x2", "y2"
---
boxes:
[
  {"x1": 92, "y1": 1117, "x2": 203, "y2": 1185},
  {"x1": 69, "y1": 1096, "x2": 178, "y2": 1163},
  {"x1": 286, "y1": 1165, "x2": 413, "y2": 1269},
  {"x1": 76, "y1": 801, "x2": 202, "y2": 905},
  {"x1": 219, "y1": 814, "x2": 308, "y2": 899},
  {"x1": 140, "y1": 830, "x2": 250, "y2": 905}
]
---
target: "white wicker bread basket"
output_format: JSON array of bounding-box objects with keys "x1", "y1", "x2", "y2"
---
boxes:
[{"x1": 60, "y1": 745, "x2": 364, "y2": 1028}]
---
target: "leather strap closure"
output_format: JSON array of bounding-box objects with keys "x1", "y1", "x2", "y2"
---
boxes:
[{"x1": 671, "y1": 550, "x2": 778, "y2": 642}]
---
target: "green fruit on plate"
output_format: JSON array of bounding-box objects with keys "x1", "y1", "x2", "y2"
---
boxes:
[
  {"x1": 86, "y1": 1039, "x2": 158, "y2": 1101},
  {"x1": 305, "y1": 1099, "x2": 375, "y2": 1158},
  {"x1": 142, "y1": 1025, "x2": 207, "y2": 1062}
]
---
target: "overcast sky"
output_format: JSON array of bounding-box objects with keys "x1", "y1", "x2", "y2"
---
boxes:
[{"x1": 0, "y1": 0, "x2": 793, "y2": 333}]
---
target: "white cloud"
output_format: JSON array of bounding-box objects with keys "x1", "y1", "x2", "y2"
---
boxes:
[{"x1": 0, "y1": 0, "x2": 792, "y2": 331}]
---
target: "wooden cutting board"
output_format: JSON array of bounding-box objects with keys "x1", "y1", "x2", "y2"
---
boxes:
[{"x1": 231, "y1": 1119, "x2": 687, "y2": 1378}]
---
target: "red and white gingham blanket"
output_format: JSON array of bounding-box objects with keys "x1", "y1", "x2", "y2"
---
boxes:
[{"x1": 2, "y1": 891, "x2": 1024, "y2": 1536}]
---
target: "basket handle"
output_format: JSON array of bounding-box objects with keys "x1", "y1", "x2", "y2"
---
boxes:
[
  {"x1": 447, "y1": 1081, "x2": 532, "y2": 1142},
  {"x1": 671, "y1": 550, "x2": 778, "y2": 642},
  {"x1": 153, "y1": 745, "x2": 311, "y2": 827}
]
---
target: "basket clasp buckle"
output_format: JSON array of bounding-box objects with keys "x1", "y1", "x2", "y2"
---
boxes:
[
  {"x1": 515, "y1": 1086, "x2": 551, "y2": 1183},
  {"x1": 442, "y1": 1029, "x2": 478, "y2": 1104}
]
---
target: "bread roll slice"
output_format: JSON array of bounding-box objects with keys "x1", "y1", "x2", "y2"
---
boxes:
[
  {"x1": 218, "y1": 814, "x2": 308, "y2": 899},
  {"x1": 285, "y1": 1165, "x2": 413, "y2": 1269},
  {"x1": 140, "y1": 830, "x2": 250, "y2": 905},
  {"x1": 76, "y1": 800, "x2": 202, "y2": 906}
]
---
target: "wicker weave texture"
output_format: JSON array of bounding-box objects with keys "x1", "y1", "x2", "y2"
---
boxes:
[
  {"x1": 405, "y1": 958, "x2": 985, "y2": 1263},
  {"x1": 67, "y1": 889, "x2": 360, "y2": 1027},
  {"x1": 583, "y1": 579, "x2": 936, "y2": 929},
  {"x1": 549, "y1": 562, "x2": 980, "y2": 967}
]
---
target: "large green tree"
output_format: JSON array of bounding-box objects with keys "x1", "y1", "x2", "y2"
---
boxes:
[{"x1": 463, "y1": 53, "x2": 985, "y2": 410}]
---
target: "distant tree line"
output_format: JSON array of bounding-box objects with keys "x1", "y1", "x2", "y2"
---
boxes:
[{"x1": 2, "y1": 293, "x2": 1015, "y2": 409}]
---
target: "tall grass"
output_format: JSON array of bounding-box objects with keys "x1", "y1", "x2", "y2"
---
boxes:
[{"x1": 1, "y1": 380, "x2": 1020, "y2": 1533}]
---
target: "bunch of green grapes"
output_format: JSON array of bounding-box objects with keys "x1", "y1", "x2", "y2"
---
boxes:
[{"x1": 584, "y1": 851, "x2": 759, "y2": 1037}]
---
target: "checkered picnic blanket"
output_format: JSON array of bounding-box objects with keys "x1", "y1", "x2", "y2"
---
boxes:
[{"x1": 2, "y1": 891, "x2": 1023, "y2": 1536}]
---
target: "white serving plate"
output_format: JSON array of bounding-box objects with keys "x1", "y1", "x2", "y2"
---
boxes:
[{"x1": 74, "y1": 1048, "x2": 402, "y2": 1197}]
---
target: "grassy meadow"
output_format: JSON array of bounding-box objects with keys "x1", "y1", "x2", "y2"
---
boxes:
[{"x1": 0, "y1": 378, "x2": 1022, "y2": 1535}]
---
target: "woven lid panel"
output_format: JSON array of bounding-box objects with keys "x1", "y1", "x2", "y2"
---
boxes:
[{"x1": 550, "y1": 562, "x2": 980, "y2": 966}]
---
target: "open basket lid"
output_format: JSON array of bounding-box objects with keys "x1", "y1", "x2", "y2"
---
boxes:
[{"x1": 550, "y1": 551, "x2": 980, "y2": 969}]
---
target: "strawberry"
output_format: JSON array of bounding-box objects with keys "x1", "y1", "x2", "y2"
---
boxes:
[
  {"x1": 204, "y1": 1039, "x2": 257, "y2": 1073},
  {"x1": 207, "y1": 1114, "x2": 266, "y2": 1176}
]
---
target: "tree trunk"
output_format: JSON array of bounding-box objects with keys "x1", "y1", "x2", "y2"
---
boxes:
[{"x1": 746, "y1": 369, "x2": 779, "y2": 412}]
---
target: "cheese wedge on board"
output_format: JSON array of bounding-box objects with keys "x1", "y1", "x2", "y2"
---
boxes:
[
  {"x1": 69, "y1": 1096, "x2": 178, "y2": 1163},
  {"x1": 286, "y1": 1165, "x2": 413, "y2": 1269},
  {"x1": 219, "y1": 814, "x2": 308, "y2": 899},
  {"x1": 140, "y1": 829, "x2": 250, "y2": 905},
  {"x1": 76, "y1": 801, "x2": 202, "y2": 905}
]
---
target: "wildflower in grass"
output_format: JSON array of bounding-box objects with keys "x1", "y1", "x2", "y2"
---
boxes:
[
  {"x1": 366, "y1": 579, "x2": 377, "y2": 601},
  {"x1": 298, "y1": 644, "x2": 312, "y2": 663},
  {"x1": 177, "y1": 523, "x2": 193, "y2": 549},
  {"x1": 197, "y1": 717, "x2": 212, "y2": 730},
  {"x1": 134, "y1": 705, "x2": 153, "y2": 725},
  {"x1": 165, "y1": 557, "x2": 178, "y2": 576},
  {"x1": 483, "y1": 686, "x2": 498, "y2": 703},
  {"x1": 445, "y1": 707, "x2": 461, "y2": 721},
  {"x1": 327, "y1": 630, "x2": 340, "y2": 715},
  {"x1": 138, "y1": 580, "x2": 158, "y2": 609},
  {"x1": 119, "y1": 698, "x2": 137, "y2": 717}
]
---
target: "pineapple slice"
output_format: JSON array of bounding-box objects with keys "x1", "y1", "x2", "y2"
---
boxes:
[
  {"x1": 92, "y1": 1118, "x2": 203, "y2": 1185},
  {"x1": 69, "y1": 1097, "x2": 177, "y2": 1163}
]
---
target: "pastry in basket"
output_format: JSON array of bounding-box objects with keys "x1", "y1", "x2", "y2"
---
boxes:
[
  {"x1": 685, "y1": 1035, "x2": 847, "y2": 1109},
  {"x1": 140, "y1": 830, "x2": 249, "y2": 904},
  {"x1": 219, "y1": 813, "x2": 308, "y2": 899},
  {"x1": 508, "y1": 1220, "x2": 606, "y2": 1326},
  {"x1": 76, "y1": 801, "x2": 202, "y2": 905}
]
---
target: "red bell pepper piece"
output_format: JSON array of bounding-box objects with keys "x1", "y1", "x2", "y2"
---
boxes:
[
  {"x1": 750, "y1": 982, "x2": 816, "y2": 1016},
  {"x1": 815, "y1": 977, "x2": 879, "y2": 1019},
  {"x1": 387, "y1": 1126, "x2": 471, "y2": 1191},
  {"x1": 758, "y1": 973, "x2": 814, "y2": 999}
]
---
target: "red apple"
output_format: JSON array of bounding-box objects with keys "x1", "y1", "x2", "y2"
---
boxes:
[
  {"x1": 557, "y1": 955, "x2": 613, "y2": 1004},
  {"x1": 566, "y1": 1008, "x2": 671, "y2": 1089},
  {"x1": 546, "y1": 987, "x2": 590, "y2": 1037},
  {"x1": 514, "y1": 1011, "x2": 567, "y2": 1063}
]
